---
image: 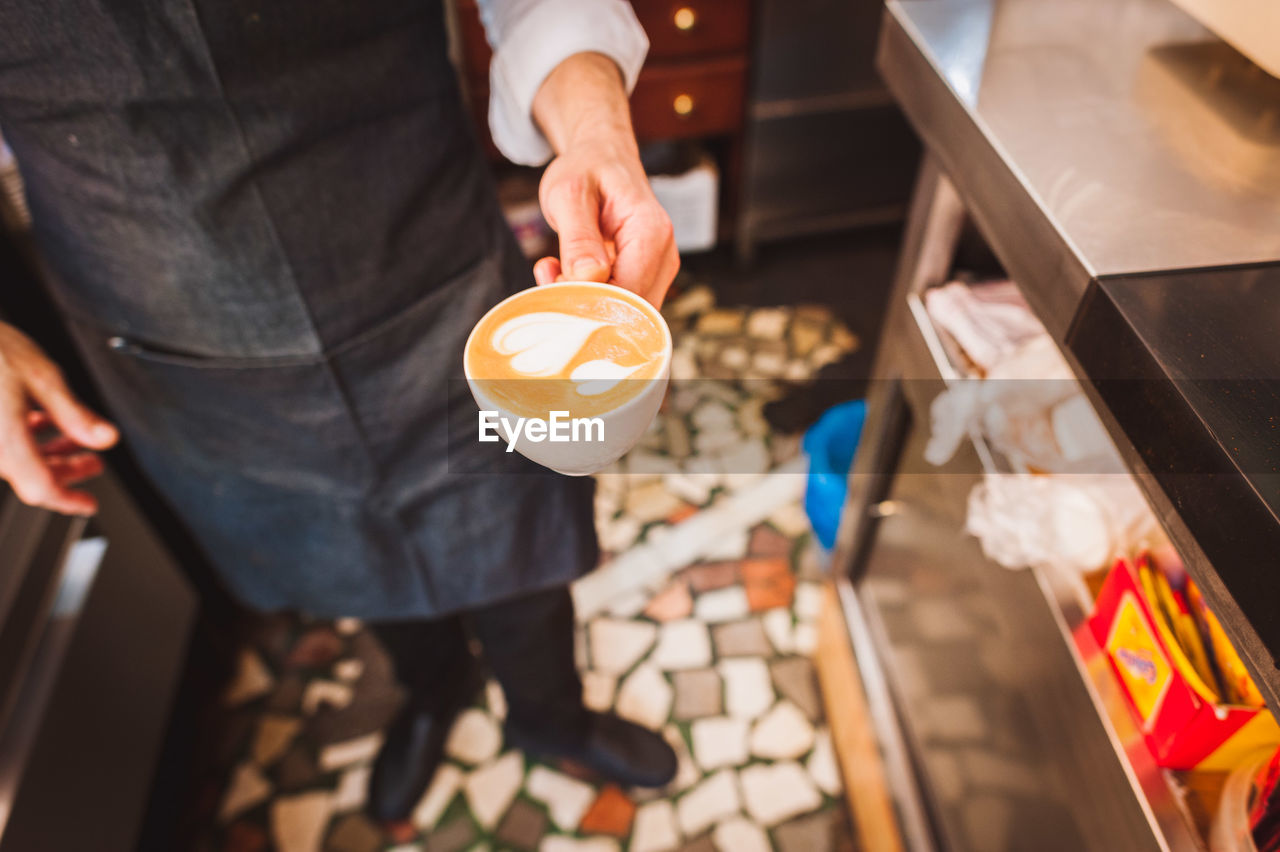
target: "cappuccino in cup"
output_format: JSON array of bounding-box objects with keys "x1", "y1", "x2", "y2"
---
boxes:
[{"x1": 464, "y1": 282, "x2": 672, "y2": 475}]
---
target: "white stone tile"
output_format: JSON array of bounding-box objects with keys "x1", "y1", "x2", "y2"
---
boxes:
[
  {"x1": 527, "y1": 766, "x2": 596, "y2": 832},
  {"x1": 692, "y1": 400, "x2": 736, "y2": 431},
  {"x1": 627, "y1": 449, "x2": 683, "y2": 479},
  {"x1": 712, "y1": 817, "x2": 771, "y2": 852},
  {"x1": 540, "y1": 837, "x2": 621, "y2": 852},
  {"x1": 762, "y1": 608, "x2": 795, "y2": 654},
  {"x1": 690, "y1": 717, "x2": 750, "y2": 770},
  {"x1": 717, "y1": 441, "x2": 772, "y2": 476},
  {"x1": 676, "y1": 769, "x2": 741, "y2": 837},
  {"x1": 699, "y1": 527, "x2": 749, "y2": 561},
  {"x1": 486, "y1": 679, "x2": 508, "y2": 720},
  {"x1": 719, "y1": 659, "x2": 774, "y2": 719},
  {"x1": 663, "y1": 725, "x2": 700, "y2": 793},
  {"x1": 582, "y1": 670, "x2": 616, "y2": 712},
  {"x1": 599, "y1": 515, "x2": 642, "y2": 554},
  {"x1": 651, "y1": 619, "x2": 712, "y2": 670},
  {"x1": 223, "y1": 649, "x2": 273, "y2": 706},
  {"x1": 747, "y1": 308, "x2": 789, "y2": 340},
  {"x1": 464, "y1": 751, "x2": 525, "y2": 831},
  {"x1": 301, "y1": 680, "x2": 353, "y2": 715},
  {"x1": 749, "y1": 701, "x2": 815, "y2": 760},
  {"x1": 331, "y1": 765, "x2": 370, "y2": 812},
  {"x1": 446, "y1": 708, "x2": 503, "y2": 765},
  {"x1": 616, "y1": 665, "x2": 674, "y2": 730},
  {"x1": 588, "y1": 619, "x2": 658, "y2": 675},
  {"x1": 768, "y1": 502, "x2": 812, "y2": 537},
  {"x1": 693, "y1": 587, "x2": 750, "y2": 623},
  {"x1": 334, "y1": 617, "x2": 362, "y2": 635},
  {"x1": 332, "y1": 658, "x2": 365, "y2": 683},
  {"x1": 412, "y1": 763, "x2": 464, "y2": 830},
  {"x1": 663, "y1": 473, "x2": 716, "y2": 506},
  {"x1": 793, "y1": 582, "x2": 823, "y2": 623},
  {"x1": 793, "y1": 623, "x2": 818, "y2": 656},
  {"x1": 270, "y1": 791, "x2": 332, "y2": 852},
  {"x1": 625, "y1": 480, "x2": 686, "y2": 524},
  {"x1": 607, "y1": 588, "x2": 651, "y2": 618},
  {"x1": 219, "y1": 762, "x2": 272, "y2": 822},
  {"x1": 739, "y1": 762, "x2": 822, "y2": 827},
  {"x1": 807, "y1": 728, "x2": 842, "y2": 796},
  {"x1": 631, "y1": 799, "x2": 680, "y2": 852},
  {"x1": 319, "y1": 731, "x2": 382, "y2": 771}
]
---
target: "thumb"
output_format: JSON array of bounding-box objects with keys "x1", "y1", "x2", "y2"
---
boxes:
[
  {"x1": 25, "y1": 364, "x2": 117, "y2": 450},
  {"x1": 548, "y1": 183, "x2": 611, "y2": 283}
]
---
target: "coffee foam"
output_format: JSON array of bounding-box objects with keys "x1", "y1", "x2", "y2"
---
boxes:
[{"x1": 466, "y1": 283, "x2": 667, "y2": 418}]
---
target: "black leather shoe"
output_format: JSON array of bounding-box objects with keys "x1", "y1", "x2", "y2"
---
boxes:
[
  {"x1": 506, "y1": 710, "x2": 678, "y2": 788},
  {"x1": 366, "y1": 676, "x2": 481, "y2": 822}
]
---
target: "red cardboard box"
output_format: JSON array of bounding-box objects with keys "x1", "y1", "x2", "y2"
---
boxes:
[{"x1": 1089, "y1": 557, "x2": 1279, "y2": 770}]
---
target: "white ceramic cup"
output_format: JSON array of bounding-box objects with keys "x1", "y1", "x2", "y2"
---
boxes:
[{"x1": 463, "y1": 281, "x2": 672, "y2": 476}]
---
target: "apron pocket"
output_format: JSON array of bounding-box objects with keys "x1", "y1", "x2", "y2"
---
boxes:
[{"x1": 72, "y1": 322, "x2": 376, "y2": 499}]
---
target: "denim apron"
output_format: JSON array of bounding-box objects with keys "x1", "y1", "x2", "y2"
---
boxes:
[{"x1": 0, "y1": 0, "x2": 598, "y2": 619}]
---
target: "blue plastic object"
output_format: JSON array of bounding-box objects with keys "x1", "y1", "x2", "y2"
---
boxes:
[{"x1": 802, "y1": 399, "x2": 867, "y2": 549}]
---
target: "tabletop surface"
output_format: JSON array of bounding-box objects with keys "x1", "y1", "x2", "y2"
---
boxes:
[{"x1": 890, "y1": 0, "x2": 1280, "y2": 276}]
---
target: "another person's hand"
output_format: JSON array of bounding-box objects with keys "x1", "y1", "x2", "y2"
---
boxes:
[
  {"x1": 531, "y1": 53, "x2": 679, "y2": 308},
  {"x1": 0, "y1": 323, "x2": 117, "y2": 515}
]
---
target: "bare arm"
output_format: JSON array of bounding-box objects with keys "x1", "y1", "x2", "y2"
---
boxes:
[{"x1": 530, "y1": 53, "x2": 678, "y2": 307}]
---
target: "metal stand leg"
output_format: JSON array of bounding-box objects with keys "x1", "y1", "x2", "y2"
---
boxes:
[{"x1": 831, "y1": 154, "x2": 965, "y2": 581}]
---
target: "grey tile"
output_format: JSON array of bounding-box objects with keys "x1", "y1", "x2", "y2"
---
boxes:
[
  {"x1": 677, "y1": 834, "x2": 716, "y2": 852},
  {"x1": 773, "y1": 808, "x2": 835, "y2": 852},
  {"x1": 672, "y1": 669, "x2": 723, "y2": 720},
  {"x1": 495, "y1": 799, "x2": 548, "y2": 851},
  {"x1": 426, "y1": 815, "x2": 476, "y2": 852},
  {"x1": 274, "y1": 743, "x2": 321, "y2": 792},
  {"x1": 325, "y1": 812, "x2": 383, "y2": 852},
  {"x1": 712, "y1": 619, "x2": 773, "y2": 658},
  {"x1": 770, "y1": 657, "x2": 822, "y2": 721}
]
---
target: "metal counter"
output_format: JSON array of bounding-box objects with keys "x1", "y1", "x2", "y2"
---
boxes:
[{"x1": 831, "y1": 0, "x2": 1280, "y2": 849}]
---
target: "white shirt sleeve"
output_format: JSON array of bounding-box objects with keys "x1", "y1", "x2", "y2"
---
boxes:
[{"x1": 474, "y1": 0, "x2": 649, "y2": 166}]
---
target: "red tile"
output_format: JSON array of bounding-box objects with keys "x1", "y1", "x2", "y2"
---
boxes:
[
  {"x1": 384, "y1": 820, "x2": 418, "y2": 844},
  {"x1": 644, "y1": 581, "x2": 693, "y2": 622},
  {"x1": 580, "y1": 785, "x2": 636, "y2": 837},
  {"x1": 667, "y1": 504, "x2": 698, "y2": 524},
  {"x1": 749, "y1": 524, "x2": 793, "y2": 558},
  {"x1": 741, "y1": 558, "x2": 796, "y2": 611},
  {"x1": 224, "y1": 822, "x2": 268, "y2": 852}
]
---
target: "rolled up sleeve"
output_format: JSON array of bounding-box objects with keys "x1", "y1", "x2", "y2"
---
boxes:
[{"x1": 475, "y1": 0, "x2": 649, "y2": 166}]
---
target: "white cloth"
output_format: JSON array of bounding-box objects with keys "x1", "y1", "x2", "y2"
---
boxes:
[{"x1": 476, "y1": 0, "x2": 649, "y2": 165}]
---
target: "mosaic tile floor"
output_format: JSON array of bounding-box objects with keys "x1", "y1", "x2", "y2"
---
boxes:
[{"x1": 193, "y1": 281, "x2": 862, "y2": 852}]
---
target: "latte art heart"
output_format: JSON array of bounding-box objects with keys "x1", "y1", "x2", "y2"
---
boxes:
[{"x1": 466, "y1": 283, "x2": 668, "y2": 419}]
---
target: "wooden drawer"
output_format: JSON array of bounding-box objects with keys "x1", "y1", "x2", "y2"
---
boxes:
[
  {"x1": 631, "y1": 0, "x2": 750, "y2": 61},
  {"x1": 630, "y1": 56, "x2": 746, "y2": 141},
  {"x1": 453, "y1": 0, "x2": 750, "y2": 82}
]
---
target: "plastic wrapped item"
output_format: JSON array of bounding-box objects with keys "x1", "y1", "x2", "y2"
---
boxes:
[
  {"x1": 925, "y1": 335, "x2": 1123, "y2": 473},
  {"x1": 802, "y1": 399, "x2": 868, "y2": 549},
  {"x1": 1211, "y1": 748, "x2": 1277, "y2": 852},
  {"x1": 964, "y1": 472, "x2": 1158, "y2": 573},
  {"x1": 924, "y1": 279, "x2": 1045, "y2": 372}
]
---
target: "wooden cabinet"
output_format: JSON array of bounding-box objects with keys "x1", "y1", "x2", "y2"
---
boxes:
[{"x1": 453, "y1": 0, "x2": 750, "y2": 170}]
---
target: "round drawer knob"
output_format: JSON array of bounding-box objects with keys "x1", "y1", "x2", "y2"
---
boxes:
[
  {"x1": 673, "y1": 6, "x2": 697, "y2": 31},
  {"x1": 673, "y1": 93, "x2": 695, "y2": 116}
]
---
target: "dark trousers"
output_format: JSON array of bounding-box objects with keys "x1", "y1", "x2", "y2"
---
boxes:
[{"x1": 371, "y1": 585, "x2": 587, "y2": 740}]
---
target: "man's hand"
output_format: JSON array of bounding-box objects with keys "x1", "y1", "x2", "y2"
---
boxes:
[
  {"x1": 0, "y1": 323, "x2": 117, "y2": 515},
  {"x1": 531, "y1": 53, "x2": 678, "y2": 308}
]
